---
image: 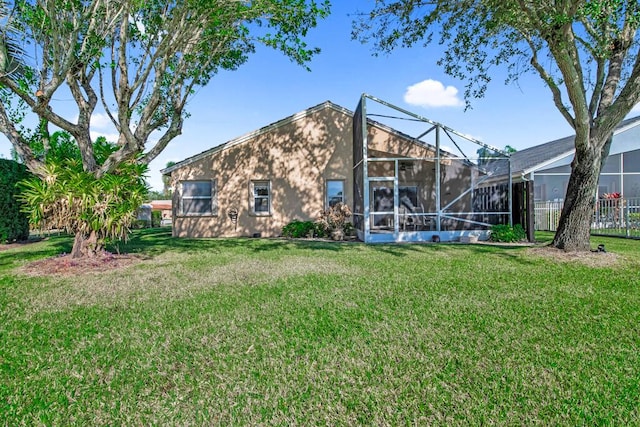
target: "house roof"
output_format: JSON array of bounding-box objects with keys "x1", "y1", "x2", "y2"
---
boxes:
[
  {"x1": 149, "y1": 200, "x2": 172, "y2": 210},
  {"x1": 505, "y1": 114, "x2": 640, "y2": 177},
  {"x1": 162, "y1": 99, "x2": 478, "y2": 176},
  {"x1": 161, "y1": 101, "x2": 353, "y2": 175}
]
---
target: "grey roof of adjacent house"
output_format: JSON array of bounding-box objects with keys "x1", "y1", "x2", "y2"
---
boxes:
[
  {"x1": 499, "y1": 115, "x2": 640, "y2": 177},
  {"x1": 508, "y1": 134, "x2": 575, "y2": 175}
]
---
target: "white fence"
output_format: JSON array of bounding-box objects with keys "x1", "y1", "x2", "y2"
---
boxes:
[{"x1": 535, "y1": 198, "x2": 640, "y2": 238}]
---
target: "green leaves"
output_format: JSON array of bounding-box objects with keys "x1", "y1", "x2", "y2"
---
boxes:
[
  {"x1": 353, "y1": 0, "x2": 640, "y2": 111},
  {"x1": 18, "y1": 151, "x2": 149, "y2": 248},
  {"x1": 2, "y1": 0, "x2": 330, "y2": 182}
]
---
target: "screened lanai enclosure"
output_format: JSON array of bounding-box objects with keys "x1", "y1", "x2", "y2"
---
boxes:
[{"x1": 353, "y1": 94, "x2": 512, "y2": 243}]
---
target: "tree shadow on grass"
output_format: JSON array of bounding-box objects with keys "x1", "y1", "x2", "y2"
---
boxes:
[
  {"x1": 113, "y1": 227, "x2": 355, "y2": 257},
  {"x1": 114, "y1": 228, "x2": 539, "y2": 265},
  {"x1": 0, "y1": 235, "x2": 73, "y2": 270},
  {"x1": 0, "y1": 229, "x2": 552, "y2": 283}
]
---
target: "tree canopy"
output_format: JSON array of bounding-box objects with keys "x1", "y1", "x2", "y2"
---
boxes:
[
  {"x1": 355, "y1": 0, "x2": 640, "y2": 250},
  {"x1": 1, "y1": 0, "x2": 330, "y2": 177}
]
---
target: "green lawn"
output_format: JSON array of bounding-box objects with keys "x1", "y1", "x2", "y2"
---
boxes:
[{"x1": 1, "y1": 230, "x2": 639, "y2": 425}]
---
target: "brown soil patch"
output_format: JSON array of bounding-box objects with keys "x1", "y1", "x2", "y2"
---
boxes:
[
  {"x1": 526, "y1": 245, "x2": 620, "y2": 268},
  {"x1": 20, "y1": 251, "x2": 142, "y2": 277}
]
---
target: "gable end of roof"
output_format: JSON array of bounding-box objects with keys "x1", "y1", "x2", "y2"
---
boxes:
[{"x1": 161, "y1": 101, "x2": 353, "y2": 175}]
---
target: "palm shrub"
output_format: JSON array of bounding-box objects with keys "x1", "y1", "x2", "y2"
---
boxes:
[
  {"x1": 151, "y1": 210, "x2": 162, "y2": 228},
  {"x1": 19, "y1": 158, "x2": 148, "y2": 257}
]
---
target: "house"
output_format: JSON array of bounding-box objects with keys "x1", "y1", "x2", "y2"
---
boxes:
[
  {"x1": 508, "y1": 115, "x2": 640, "y2": 202},
  {"x1": 496, "y1": 116, "x2": 640, "y2": 233},
  {"x1": 162, "y1": 95, "x2": 513, "y2": 243},
  {"x1": 149, "y1": 200, "x2": 173, "y2": 226}
]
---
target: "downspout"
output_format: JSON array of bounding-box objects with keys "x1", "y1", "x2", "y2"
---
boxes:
[
  {"x1": 508, "y1": 158, "x2": 513, "y2": 227},
  {"x1": 361, "y1": 96, "x2": 371, "y2": 242},
  {"x1": 435, "y1": 125, "x2": 441, "y2": 232}
]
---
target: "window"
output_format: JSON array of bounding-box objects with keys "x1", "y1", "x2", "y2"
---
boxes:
[
  {"x1": 534, "y1": 175, "x2": 569, "y2": 201},
  {"x1": 602, "y1": 154, "x2": 621, "y2": 173},
  {"x1": 624, "y1": 175, "x2": 640, "y2": 197},
  {"x1": 181, "y1": 180, "x2": 216, "y2": 215},
  {"x1": 623, "y1": 149, "x2": 640, "y2": 173},
  {"x1": 597, "y1": 175, "x2": 621, "y2": 197},
  {"x1": 326, "y1": 180, "x2": 345, "y2": 207},
  {"x1": 251, "y1": 180, "x2": 271, "y2": 215}
]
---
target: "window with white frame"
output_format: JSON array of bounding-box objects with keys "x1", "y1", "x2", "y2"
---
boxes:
[
  {"x1": 326, "y1": 180, "x2": 345, "y2": 207},
  {"x1": 180, "y1": 180, "x2": 216, "y2": 215},
  {"x1": 251, "y1": 180, "x2": 271, "y2": 214}
]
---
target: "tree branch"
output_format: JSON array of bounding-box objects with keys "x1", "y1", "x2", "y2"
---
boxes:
[
  {"x1": 0, "y1": 101, "x2": 42, "y2": 175},
  {"x1": 523, "y1": 34, "x2": 575, "y2": 127}
]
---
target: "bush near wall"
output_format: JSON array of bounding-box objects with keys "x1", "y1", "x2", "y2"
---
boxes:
[
  {"x1": 282, "y1": 220, "x2": 327, "y2": 238},
  {"x1": 0, "y1": 159, "x2": 32, "y2": 243},
  {"x1": 490, "y1": 224, "x2": 526, "y2": 243}
]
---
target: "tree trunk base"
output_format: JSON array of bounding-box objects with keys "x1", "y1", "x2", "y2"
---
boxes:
[{"x1": 70, "y1": 231, "x2": 101, "y2": 259}]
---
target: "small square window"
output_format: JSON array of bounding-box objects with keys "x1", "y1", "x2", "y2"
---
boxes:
[
  {"x1": 251, "y1": 181, "x2": 271, "y2": 215},
  {"x1": 326, "y1": 180, "x2": 345, "y2": 207}
]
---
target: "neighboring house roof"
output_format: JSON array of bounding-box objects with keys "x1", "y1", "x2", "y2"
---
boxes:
[
  {"x1": 149, "y1": 200, "x2": 172, "y2": 210},
  {"x1": 509, "y1": 134, "x2": 576, "y2": 176},
  {"x1": 499, "y1": 115, "x2": 640, "y2": 177}
]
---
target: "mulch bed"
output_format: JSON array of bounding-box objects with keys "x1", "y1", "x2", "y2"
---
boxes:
[
  {"x1": 20, "y1": 251, "x2": 142, "y2": 277},
  {"x1": 526, "y1": 245, "x2": 619, "y2": 267}
]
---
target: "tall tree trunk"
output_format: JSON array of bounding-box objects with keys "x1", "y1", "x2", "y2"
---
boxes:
[
  {"x1": 551, "y1": 142, "x2": 604, "y2": 251},
  {"x1": 70, "y1": 230, "x2": 100, "y2": 259}
]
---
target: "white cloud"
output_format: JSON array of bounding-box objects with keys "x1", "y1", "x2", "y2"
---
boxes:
[
  {"x1": 91, "y1": 112, "x2": 113, "y2": 130},
  {"x1": 631, "y1": 103, "x2": 640, "y2": 114},
  {"x1": 404, "y1": 79, "x2": 464, "y2": 108},
  {"x1": 90, "y1": 131, "x2": 120, "y2": 143}
]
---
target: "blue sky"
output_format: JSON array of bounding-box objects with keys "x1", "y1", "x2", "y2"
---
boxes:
[{"x1": 0, "y1": 1, "x2": 618, "y2": 191}]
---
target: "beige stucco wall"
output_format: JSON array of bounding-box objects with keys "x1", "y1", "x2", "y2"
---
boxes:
[{"x1": 170, "y1": 106, "x2": 354, "y2": 238}]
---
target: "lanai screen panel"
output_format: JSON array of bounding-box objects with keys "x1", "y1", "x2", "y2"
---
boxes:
[
  {"x1": 355, "y1": 94, "x2": 511, "y2": 242},
  {"x1": 352, "y1": 98, "x2": 365, "y2": 235}
]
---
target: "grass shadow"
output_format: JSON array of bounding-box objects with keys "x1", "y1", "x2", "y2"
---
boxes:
[
  {"x1": 111, "y1": 228, "x2": 355, "y2": 257},
  {"x1": 0, "y1": 235, "x2": 73, "y2": 270}
]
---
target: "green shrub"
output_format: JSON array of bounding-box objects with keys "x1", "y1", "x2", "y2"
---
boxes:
[
  {"x1": 282, "y1": 220, "x2": 319, "y2": 238},
  {"x1": 314, "y1": 222, "x2": 329, "y2": 238},
  {"x1": 0, "y1": 159, "x2": 31, "y2": 243},
  {"x1": 490, "y1": 223, "x2": 526, "y2": 243},
  {"x1": 343, "y1": 222, "x2": 355, "y2": 236},
  {"x1": 132, "y1": 219, "x2": 150, "y2": 229},
  {"x1": 151, "y1": 210, "x2": 162, "y2": 228}
]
